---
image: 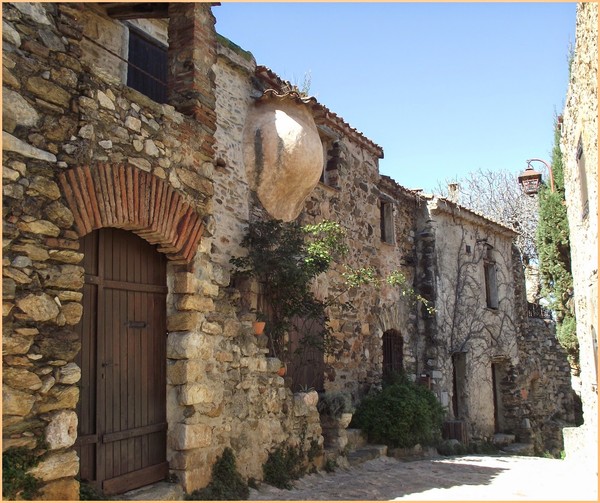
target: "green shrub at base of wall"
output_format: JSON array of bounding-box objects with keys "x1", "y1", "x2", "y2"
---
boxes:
[
  {"x1": 2, "y1": 447, "x2": 42, "y2": 500},
  {"x1": 262, "y1": 444, "x2": 306, "y2": 490},
  {"x1": 352, "y1": 373, "x2": 444, "y2": 448},
  {"x1": 185, "y1": 448, "x2": 249, "y2": 500}
]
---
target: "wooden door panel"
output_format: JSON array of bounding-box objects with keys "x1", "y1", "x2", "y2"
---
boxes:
[{"x1": 76, "y1": 228, "x2": 168, "y2": 495}]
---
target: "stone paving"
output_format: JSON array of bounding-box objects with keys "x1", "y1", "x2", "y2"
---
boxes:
[{"x1": 249, "y1": 454, "x2": 598, "y2": 501}]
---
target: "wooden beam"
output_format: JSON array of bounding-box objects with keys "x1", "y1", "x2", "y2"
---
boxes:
[{"x1": 104, "y1": 3, "x2": 169, "y2": 20}]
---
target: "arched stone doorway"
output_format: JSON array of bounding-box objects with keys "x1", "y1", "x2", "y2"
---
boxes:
[
  {"x1": 58, "y1": 163, "x2": 206, "y2": 495},
  {"x1": 76, "y1": 228, "x2": 168, "y2": 494}
]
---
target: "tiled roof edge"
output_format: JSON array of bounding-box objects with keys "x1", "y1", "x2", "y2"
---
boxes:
[{"x1": 255, "y1": 65, "x2": 384, "y2": 159}]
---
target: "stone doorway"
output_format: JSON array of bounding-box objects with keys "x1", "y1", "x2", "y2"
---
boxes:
[
  {"x1": 75, "y1": 228, "x2": 168, "y2": 495},
  {"x1": 491, "y1": 362, "x2": 507, "y2": 433},
  {"x1": 452, "y1": 352, "x2": 467, "y2": 419}
]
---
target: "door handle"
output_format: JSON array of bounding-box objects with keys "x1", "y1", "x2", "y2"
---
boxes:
[{"x1": 126, "y1": 321, "x2": 147, "y2": 329}]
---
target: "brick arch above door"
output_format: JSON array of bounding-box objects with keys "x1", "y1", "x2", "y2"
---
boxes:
[{"x1": 58, "y1": 163, "x2": 204, "y2": 263}]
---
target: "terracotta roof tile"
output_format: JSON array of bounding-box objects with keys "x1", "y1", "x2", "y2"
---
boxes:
[{"x1": 256, "y1": 65, "x2": 384, "y2": 159}]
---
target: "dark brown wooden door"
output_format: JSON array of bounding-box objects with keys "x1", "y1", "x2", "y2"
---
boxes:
[
  {"x1": 287, "y1": 316, "x2": 325, "y2": 392},
  {"x1": 382, "y1": 329, "x2": 403, "y2": 379},
  {"x1": 75, "y1": 228, "x2": 168, "y2": 495}
]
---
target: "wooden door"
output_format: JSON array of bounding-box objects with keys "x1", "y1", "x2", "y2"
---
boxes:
[
  {"x1": 75, "y1": 228, "x2": 168, "y2": 495},
  {"x1": 287, "y1": 316, "x2": 325, "y2": 392},
  {"x1": 382, "y1": 329, "x2": 403, "y2": 380}
]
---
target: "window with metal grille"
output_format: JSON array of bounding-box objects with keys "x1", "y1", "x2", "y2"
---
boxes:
[
  {"x1": 127, "y1": 27, "x2": 168, "y2": 103},
  {"x1": 382, "y1": 329, "x2": 403, "y2": 378}
]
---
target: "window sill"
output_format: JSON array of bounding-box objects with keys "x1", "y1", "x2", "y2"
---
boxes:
[{"x1": 318, "y1": 181, "x2": 341, "y2": 193}]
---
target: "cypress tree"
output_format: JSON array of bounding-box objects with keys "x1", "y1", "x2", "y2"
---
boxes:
[{"x1": 535, "y1": 123, "x2": 578, "y2": 370}]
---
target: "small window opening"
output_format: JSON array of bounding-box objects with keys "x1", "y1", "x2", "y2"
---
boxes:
[
  {"x1": 127, "y1": 26, "x2": 168, "y2": 103},
  {"x1": 483, "y1": 245, "x2": 498, "y2": 309},
  {"x1": 320, "y1": 140, "x2": 342, "y2": 188},
  {"x1": 380, "y1": 201, "x2": 394, "y2": 244}
]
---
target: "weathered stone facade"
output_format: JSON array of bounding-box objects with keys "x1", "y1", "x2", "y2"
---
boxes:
[
  {"x1": 417, "y1": 198, "x2": 520, "y2": 440},
  {"x1": 559, "y1": 1, "x2": 598, "y2": 472},
  {"x1": 3, "y1": 3, "x2": 322, "y2": 499},
  {"x1": 2, "y1": 2, "x2": 582, "y2": 499}
]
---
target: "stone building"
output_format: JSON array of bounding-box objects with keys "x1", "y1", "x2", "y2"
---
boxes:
[
  {"x1": 2, "y1": 3, "x2": 322, "y2": 499},
  {"x1": 417, "y1": 197, "x2": 521, "y2": 440},
  {"x1": 1, "y1": 2, "x2": 579, "y2": 499},
  {"x1": 559, "y1": 1, "x2": 598, "y2": 473}
]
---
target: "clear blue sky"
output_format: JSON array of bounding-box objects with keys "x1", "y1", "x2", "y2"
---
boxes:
[{"x1": 214, "y1": 2, "x2": 576, "y2": 192}]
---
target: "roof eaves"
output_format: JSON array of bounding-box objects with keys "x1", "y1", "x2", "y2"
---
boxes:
[
  {"x1": 429, "y1": 197, "x2": 518, "y2": 237},
  {"x1": 255, "y1": 65, "x2": 384, "y2": 159}
]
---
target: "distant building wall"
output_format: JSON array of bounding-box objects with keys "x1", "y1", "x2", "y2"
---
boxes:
[
  {"x1": 560, "y1": 1, "x2": 598, "y2": 470},
  {"x1": 424, "y1": 199, "x2": 519, "y2": 440}
]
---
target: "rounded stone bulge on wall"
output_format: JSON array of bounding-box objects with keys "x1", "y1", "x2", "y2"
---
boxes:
[{"x1": 242, "y1": 91, "x2": 324, "y2": 222}]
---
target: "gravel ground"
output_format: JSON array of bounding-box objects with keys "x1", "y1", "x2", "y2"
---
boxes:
[{"x1": 249, "y1": 454, "x2": 598, "y2": 501}]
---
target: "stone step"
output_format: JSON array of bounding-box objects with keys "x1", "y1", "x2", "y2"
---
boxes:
[
  {"x1": 346, "y1": 428, "x2": 368, "y2": 449},
  {"x1": 501, "y1": 443, "x2": 535, "y2": 456},
  {"x1": 492, "y1": 433, "x2": 516, "y2": 447},
  {"x1": 120, "y1": 481, "x2": 184, "y2": 500},
  {"x1": 347, "y1": 444, "x2": 388, "y2": 467}
]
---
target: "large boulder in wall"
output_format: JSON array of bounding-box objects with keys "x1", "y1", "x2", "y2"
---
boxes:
[{"x1": 243, "y1": 91, "x2": 323, "y2": 221}]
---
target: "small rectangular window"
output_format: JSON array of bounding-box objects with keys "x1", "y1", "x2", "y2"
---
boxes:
[
  {"x1": 127, "y1": 27, "x2": 168, "y2": 103},
  {"x1": 484, "y1": 245, "x2": 498, "y2": 309},
  {"x1": 380, "y1": 201, "x2": 394, "y2": 244},
  {"x1": 320, "y1": 140, "x2": 342, "y2": 189}
]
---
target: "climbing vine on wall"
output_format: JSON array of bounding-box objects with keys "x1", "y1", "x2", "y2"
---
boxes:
[{"x1": 231, "y1": 219, "x2": 428, "y2": 365}]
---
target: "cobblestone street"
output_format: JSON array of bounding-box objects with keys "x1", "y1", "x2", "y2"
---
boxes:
[{"x1": 249, "y1": 455, "x2": 598, "y2": 501}]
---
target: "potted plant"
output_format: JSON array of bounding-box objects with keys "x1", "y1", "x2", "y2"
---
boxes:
[
  {"x1": 252, "y1": 312, "x2": 267, "y2": 335},
  {"x1": 317, "y1": 391, "x2": 355, "y2": 427},
  {"x1": 230, "y1": 220, "x2": 348, "y2": 387},
  {"x1": 297, "y1": 385, "x2": 319, "y2": 407},
  {"x1": 277, "y1": 362, "x2": 287, "y2": 377},
  {"x1": 317, "y1": 391, "x2": 355, "y2": 452}
]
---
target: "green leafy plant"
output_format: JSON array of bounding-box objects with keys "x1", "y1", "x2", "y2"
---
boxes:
[
  {"x1": 231, "y1": 219, "x2": 348, "y2": 364},
  {"x1": 262, "y1": 444, "x2": 305, "y2": 490},
  {"x1": 307, "y1": 439, "x2": 321, "y2": 462},
  {"x1": 79, "y1": 480, "x2": 114, "y2": 501},
  {"x1": 185, "y1": 448, "x2": 249, "y2": 500},
  {"x1": 2, "y1": 447, "x2": 42, "y2": 500},
  {"x1": 324, "y1": 458, "x2": 338, "y2": 473},
  {"x1": 352, "y1": 372, "x2": 444, "y2": 448},
  {"x1": 231, "y1": 219, "x2": 429, "y2": 371},
  {"x1": 387, "y1": 271, "x2": 434, "y2": 314},
  {"x1": 317, "y1": 391, "x2": 354, "y2": 419}
]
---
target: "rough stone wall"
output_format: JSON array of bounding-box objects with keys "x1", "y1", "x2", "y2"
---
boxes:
[
  {"x1": 212, "y1": 40, "x2": 255, "y2": 267},
  {"x1": 298, "y1": 149, "x2": 420, "y2": 400},
  {"x1": 509, "y1": 319, "x2": 578, "y2": 454},
  {"x1": 213, "y1": 53, "x2": 421, "y2": 401},
  {"x1": 424, "y1": 200, "x2": 519, "y2": 440},
  {"x1": 500, "y1": 245, "x2": 578, "y2": 455},
  {"x1": 559, "y1": 1, "x2": 598, "y2": 469},
  {"x1": 2, "y1": 3, "x2": 322, "y2": 499}
]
